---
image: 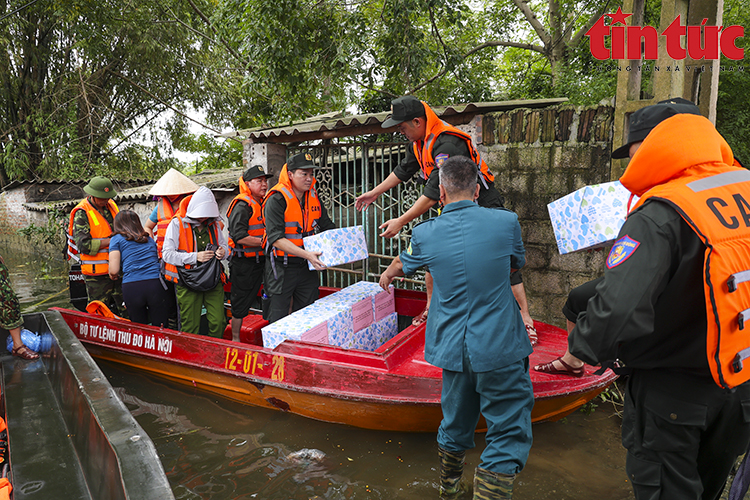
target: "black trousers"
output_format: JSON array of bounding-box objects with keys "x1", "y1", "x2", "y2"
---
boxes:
[
  {"x1": 264, "y1": 259, "x2": 319, "y2": 323},
  {"x1": 229, "y1": 256, "x2": 264, "y2": 319},
  {"x1": 622, "y1": 368, "x2": 750, "y2": 500}
]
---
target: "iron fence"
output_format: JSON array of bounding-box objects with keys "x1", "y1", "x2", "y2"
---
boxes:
[{"x1": 287, "y1": 141, "x2": 430, "y2": 290}]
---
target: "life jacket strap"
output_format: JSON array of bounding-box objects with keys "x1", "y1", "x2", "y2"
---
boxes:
[
  {"x1": 733, "y1": 346, "x2": 750, "y2": 374},
  {"x1": 740, "y1": 308, "x2": 750, "y2": 330},
  {"x1": 728, "y1": 270, "x2": 750, "y2": 292}
]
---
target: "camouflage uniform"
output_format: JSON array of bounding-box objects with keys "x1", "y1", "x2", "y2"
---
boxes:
[
  {"x1": 72, "y1": 204, "x2": 126, "y2": 317},
  {"x1": 0, "y1": 257, "x2": 23, "y2": 330}
]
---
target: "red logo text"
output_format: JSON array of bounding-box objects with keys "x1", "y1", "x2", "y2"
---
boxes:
[{"x1": 586, "y1": 8, "x2": 744, "y2": 61}]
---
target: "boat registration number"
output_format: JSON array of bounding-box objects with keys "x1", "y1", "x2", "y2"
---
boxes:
[{"x1": 224, "y1": 348, "x2": 285, "y2": 381}]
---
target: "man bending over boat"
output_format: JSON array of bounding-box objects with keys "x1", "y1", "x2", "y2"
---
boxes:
[{"x1": 380, "y1": 155, "x2": 533, "y2": 499}]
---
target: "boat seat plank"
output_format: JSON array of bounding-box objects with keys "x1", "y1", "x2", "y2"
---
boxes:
[{"x1": 2, "y1": 355, "x2": 91, "y2": 500}]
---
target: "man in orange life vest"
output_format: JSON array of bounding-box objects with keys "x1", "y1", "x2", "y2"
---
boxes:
[
  {"x1": 355, "y1": 96, "x2": 535, "y2": 338},
  {"x1": 67, "y1": 176, "x2": 125, "y2": 316},
  {"x1": 227, "y1": 165, "x2": 272, "y2": 341},
  {"x1": 568, "y1": 98, "x2": 750, "y2": 499},
  {"x1": 262, "y1": 153, "x2": 336, "y2": 323}
]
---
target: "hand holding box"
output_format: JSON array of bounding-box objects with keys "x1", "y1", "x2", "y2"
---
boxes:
[{"x1": 303, "y1": 226, "x2": 368, "y2": 270}]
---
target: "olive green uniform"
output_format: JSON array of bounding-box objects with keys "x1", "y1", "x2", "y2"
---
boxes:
[
  {"x1": 0, "y1": 257, "x2": 23, "y2": 330},
  {"x1": 263, "y1": 192, "x2": 335, "y2": 323},
  {"x1": 72, "y1": 202, "x2": 125, "y2": 316}
]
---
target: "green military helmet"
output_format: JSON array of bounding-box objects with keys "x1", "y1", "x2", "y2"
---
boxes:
[{"x1": 84, "y1": 176, "x2": 117, "y2": 199}]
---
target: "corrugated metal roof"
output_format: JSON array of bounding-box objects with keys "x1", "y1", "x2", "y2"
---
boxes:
[
  {"x1": 23, "y1": 168, "x2": 246, "y2": 212},
  {"x1": 220, "y1": 98, "x2": 568, "y2": 143}
]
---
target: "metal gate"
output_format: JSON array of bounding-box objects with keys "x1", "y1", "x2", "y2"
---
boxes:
[{"x1": 288, "y1": 141, "x2": 429, "y2": 290}]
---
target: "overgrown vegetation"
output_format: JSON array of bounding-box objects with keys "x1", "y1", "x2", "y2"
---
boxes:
[
  {"x1": 0, "y1": 0, "x2": 746, "y2": 181},
  {"x1": 18, "y1": 207, "x2": 67, "y2": 249}
]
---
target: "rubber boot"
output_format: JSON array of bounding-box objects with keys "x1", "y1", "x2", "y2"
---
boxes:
[
  {"x1": 438, "y1": 447, "x2": 466, "y2": 498},
  {"x1": 472, "y1": 466, "x2": 515, "y2": 499}
]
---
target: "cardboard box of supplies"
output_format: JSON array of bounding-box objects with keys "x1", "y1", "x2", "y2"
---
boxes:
[
  {"x1": 547, "y1": 181, "x2": 637, "y2": 255},
  {"x1": 303, "y1": 226, "x2": 368, "y2": 270},
  {"x1": 261, "y1": 281, "x2": 397, "y2": 351}
]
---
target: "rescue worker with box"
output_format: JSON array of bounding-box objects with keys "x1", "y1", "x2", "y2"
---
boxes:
[
  {"x1": 262, "y1": 153, "x2": 336, "y2": 323},
  {"x1": 569, "y1": 98, "x2": 750, "y2": 499},
  {"x1": 355, "y1": 96, "x2": 535, "y2": 339}
]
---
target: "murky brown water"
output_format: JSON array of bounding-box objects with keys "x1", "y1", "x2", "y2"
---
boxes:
[
  {"x1": 102, "y1": 361, "x2": 633, "y2": 500},
  {"x1": 7, "y1": 246, "x2": 635, "y2": 499}
]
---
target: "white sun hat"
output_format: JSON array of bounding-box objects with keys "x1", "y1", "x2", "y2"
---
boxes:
[{"x1": 148, "y1": 168, "x2": 200, "y2": 196}]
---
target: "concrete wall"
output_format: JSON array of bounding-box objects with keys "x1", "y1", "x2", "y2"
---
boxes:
[{"x1": 481, "y1": 105, "x2": 615, "y2": 327}]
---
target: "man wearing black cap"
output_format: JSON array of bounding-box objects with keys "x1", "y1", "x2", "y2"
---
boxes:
[
  {"x1": 355, "y1": 95, "x2": 535, "y2": 335},
  {"x1": 569, "y1": 97, "x2": 750, "y2": 499},
  {"x1": 227, "y1": 165, "x2": 273, "y2": 341},
  {"x1": 262, "y1": 153, "x2": 336, "y2": 323},
  {"x1": 66, "y1": 176, "x2": 125, "y2": 315}
]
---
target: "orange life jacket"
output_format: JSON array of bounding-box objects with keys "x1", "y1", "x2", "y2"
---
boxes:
[
  {"x1": 622, "y1": 113, "x2": 750, "y2": 389},
  {"x1": 227, "y1": 177, "x2": 265, "y2": 258},
  {"x1": 154, "y1": 196, "x2": 192, "y2": 258},
  {"x1": 86, "y1": 300, "x2": 128, "y2": 321},
  {"x1": 415, "y1": 101, "x2": 495, "y2": 185},
  {"x1": 162, "y1": 202, "x2": 226, "y2": 285},
  {"x1": 634, "y1": 163, "x2": 750, "y2": 389},
  {"x1": 0, "y1": 478, "x2": 11, "y2": 500},
  {"x1": 66, "y1": 198, "x2": 119, "y2": 276},
  {"x1": 261, "y1": 165, "x2": 322, "y2": 258}
]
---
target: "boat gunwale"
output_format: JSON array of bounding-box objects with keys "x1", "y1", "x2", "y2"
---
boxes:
[{"x1": 53, "y1": 307, "x2": 618, "y2": 404}]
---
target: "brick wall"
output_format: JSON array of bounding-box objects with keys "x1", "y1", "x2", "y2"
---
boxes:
[{"x1": 481, "y1": 104, "x2": 615, "y2": 327}]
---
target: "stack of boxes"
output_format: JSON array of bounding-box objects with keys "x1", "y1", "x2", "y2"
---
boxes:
[{"x1": 261, "y1": 281, "x2": 398, "y2": 351}]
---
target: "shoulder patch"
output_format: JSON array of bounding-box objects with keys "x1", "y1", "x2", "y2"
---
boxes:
[
  {"x1": 435, "y1": 153, "x2": 450, "y2": 167},
  {"x1": 406, "y1": 243, "x2": 413, "y2": 255},
  {"x1": 606, "y1": 235, "x2": 640, "y2": 269}
]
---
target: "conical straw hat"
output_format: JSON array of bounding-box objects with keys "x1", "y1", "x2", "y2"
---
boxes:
[{"x1": 148, "y1": 168, "x2": 200, "y2": 196}]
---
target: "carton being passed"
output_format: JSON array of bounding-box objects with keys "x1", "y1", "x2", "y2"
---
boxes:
[
  {"x1": 303, "y1": 226, "x2": 368, "y2": 270},
  {"x1": 547, "y1": 181, "x2": 638, "y2": 255}
]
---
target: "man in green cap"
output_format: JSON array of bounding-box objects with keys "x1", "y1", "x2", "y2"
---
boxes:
[{"x1": 66, "y1": 176, "x2": 125, "y2": 316}]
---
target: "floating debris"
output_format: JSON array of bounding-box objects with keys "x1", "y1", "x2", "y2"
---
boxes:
[{"x1": 287, "y1": 448, "x2": 326, "y2": 463}]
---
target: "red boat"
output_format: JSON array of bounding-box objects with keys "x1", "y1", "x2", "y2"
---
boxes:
[{"x1": 52, "y1": 287, "x2": 616, "y2": 432}]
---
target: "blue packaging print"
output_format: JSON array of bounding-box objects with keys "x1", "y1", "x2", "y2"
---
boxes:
[
  {"x1": 262, "y1": 282, "x2": 397, "y2": 350},
  {"x1": 319, "y1": 281, "x2": 393, "y2": 321},
  {"x1": 262, "y1": 300, "x2": 358, "y2": 350},
  {"x1": 547, "y1": 181, "x2": 637, "y2": 255},
  {"x1": 352, "y1": 312, "x2": 398, "y2": 351},
  {"x1": 261, "y1": 303, "x2": 335, "y2": 349},
  {"x1": 303, "y1": 226, "x2": 369, "y2": 271}
]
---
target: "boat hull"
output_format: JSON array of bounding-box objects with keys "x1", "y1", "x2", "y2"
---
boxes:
[{"x1": 54, "y1": 291, "x2": 616, "y2": 432}]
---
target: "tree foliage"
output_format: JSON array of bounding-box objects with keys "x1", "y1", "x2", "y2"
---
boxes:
[{"x1": 0, "y1": 0, "x2": 220, "y2": 184}]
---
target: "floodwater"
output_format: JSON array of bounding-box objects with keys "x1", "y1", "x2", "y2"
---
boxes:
[{"x1": 7, "y1": 246, "x2": 636, "y2": 499}]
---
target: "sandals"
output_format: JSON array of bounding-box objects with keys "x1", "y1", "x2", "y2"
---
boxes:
[
  {"x1": 526, "y1": 324, "x2": 538, "y2": 346},
  {"x1": 12, "y1": 344, "x2": 39, "y2": 360},
  {"x1": 534, "y1": 356, "x2": 585, "y2": 377},
  {"x1": 412, "y1": 305, "x2": 429, "y2": 327}
]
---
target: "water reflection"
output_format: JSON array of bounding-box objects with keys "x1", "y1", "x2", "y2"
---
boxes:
[
  {"x1": 102, "y1": 361, "x2": 633, "y2": 499},
  {"x1": 1, "y1": 246, "x2": 69, "y2": 312},
  {"x1": 6, "y1": 246, "x2": 634, "y2": 499}
]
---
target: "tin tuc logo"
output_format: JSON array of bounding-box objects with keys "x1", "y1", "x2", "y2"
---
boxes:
[{"x1": 586, "y1": 7, "x2": 744, "y2": 61}]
